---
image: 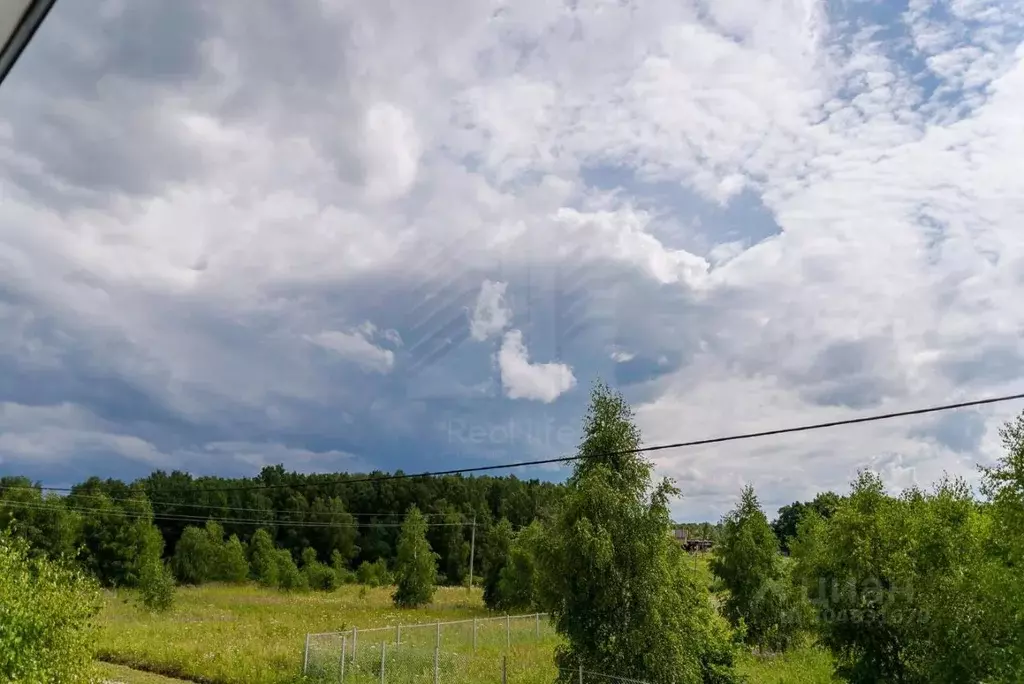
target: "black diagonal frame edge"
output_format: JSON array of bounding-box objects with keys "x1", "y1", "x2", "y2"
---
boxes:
[{"x1": 0, "y1": 0, "x2": 58, "y2": 89}]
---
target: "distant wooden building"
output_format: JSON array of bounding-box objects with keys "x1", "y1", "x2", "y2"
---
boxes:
[{"x1": 669, "y1": 527, "x2": 714, "y2": 552}]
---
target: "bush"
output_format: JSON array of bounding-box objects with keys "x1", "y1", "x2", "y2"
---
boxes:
[
  {"x1": 357, "y1": 558, "x2": 391, "y2": 587},
  {"x1": 495, "y1": 520, "x2": 543, "y2": 612},
  {"x1": 214, "y1": 534, "x2": 250, "y2": 584},
  {"x1": 331, "y1": 550, "x2": 356, "y2": 584},
  {"x1": 138, "y1": 557, "x2": 175, "y2": 613},
  {"x1": 301, "y1": 547, "x2": 339, "y2": 591},
  {"x1": 275, "y1": 549, "x2": 306, "y2": 591},
  {"x1": 0, "y1": 529, "x2": 101, "y2": 682},
  {"x1": 248, "y1": 529, "x2": 279, "y2": 587},
  {"x1": 172, "y1": 525, "x2": 215, "y2": 585}
]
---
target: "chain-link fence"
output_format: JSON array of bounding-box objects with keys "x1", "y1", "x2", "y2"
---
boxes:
[{"x1": 303, "y1": 613, "x2": 558, "y2": 682}]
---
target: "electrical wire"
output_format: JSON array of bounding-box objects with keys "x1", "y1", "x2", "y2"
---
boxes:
[
  {"x1": 0, "y1": 498, "x2": 472, "y2": 529},
  {"x1": 5, "y1": 390, "x2": 1023, "y2": 496}
]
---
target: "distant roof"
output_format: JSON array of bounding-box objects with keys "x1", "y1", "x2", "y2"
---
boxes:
[{"x1": 0, "y1": 0, "x2": 56, "y2": 89}]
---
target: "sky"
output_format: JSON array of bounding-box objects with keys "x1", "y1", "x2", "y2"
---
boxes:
[{"x1": 1, "y1": 0, "x2": 1023, "y2": 522}]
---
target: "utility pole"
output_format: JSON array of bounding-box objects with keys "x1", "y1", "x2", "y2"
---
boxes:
[{"x1": 468, "y1": 514, "x2": 476, "y2": 593}]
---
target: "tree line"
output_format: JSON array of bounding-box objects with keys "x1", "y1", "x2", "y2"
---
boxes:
[{"x1": 0, "y1": 467, "x2": 562, "y2": 592}]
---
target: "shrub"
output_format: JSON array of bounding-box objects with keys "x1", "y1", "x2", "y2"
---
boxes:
[
  {"x1": 357, "y1": 558, "x2": 391, "y2": 587},
  {"x1": 275, "y1": 549, "x2": 306, "y2": 591},
  {"x1": 0, "y1": 529, "x2": 101, "y2": 682},
  {"x1": 138, "y1": 557, "x2": 175, "y2": 613},
  {"x1": 301, "y1": 547, "x2": 339, "y2": 591},
  {"x1": 248, "y1": 529, "x2": 279, "y2": 587},
  {"x1": 214, "y1": 534, "x2": 250, "y2": 584},
  {"x1": 171, "y1": 525, "x2": 215, "y2": 585},
  {"x1": 331, "y1": 549, "x2": 356, "y2": 584}
]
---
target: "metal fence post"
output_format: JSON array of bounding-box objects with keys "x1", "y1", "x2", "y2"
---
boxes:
[
  {"x1": 535, "y1": 613, "x2": 540, "y2": 638},
  {"x1": 340, "y1": 635, "x2": 347, "y2": 682},
  {"x1": 472, "y1": 617, "x2": 477, "y2": 651},
  {"x1": 353, "y1": 627, "x2": 358, "y2": 660},
  {"x1": 303, "y1": 634, "x2": 311, "y2": 674},
  {"x1": 436, "y1": 620, "x2": 441, "y2": 650},
  {"x1": 433, "y1": 646, "x2": 439, "y2": 684},
  {"x1": 396, "y1": 624, "x2": 401, "y2": 645},
  {"x1": 380, "y1": 642, "x2": 386, "y2": 684},
  {"x1": 578, "y1": 664, "x2": 583, "y2": 684},
  {"x1": 506, "y1": 615, "x2": 510, "y2": 649}
]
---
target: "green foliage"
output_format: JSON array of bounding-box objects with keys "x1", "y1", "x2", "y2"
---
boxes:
[
  {"x1": 712, "y1": 485, "x2": 803, "y2": 651},
  {"x1": 534, "y1": 381, "x2": 739, "y2": 684},
  {"x1": 67, "y1": 480, "x2": 163, "y2": 588},
  {"x1": 172, "y1": 525, "x2": 216, "y2": 585},
  {"x1": 216, "y1": 534, "x2": 250, "y2": 584},
  {"x1": 392, "y1": 506, "x2": 438, "y2": 608},
  {"x1": 772, "y1": 492, "x2": 843, "y2": 552},
  {"x1": 138, "y1": 556, "x2": 176, "y2": 613},
  {"x1": 301, "y1": 547, "x2": 340, "y2": 591},
  {"x1": 357, "y1": 558, "x2": 391, "y2": 587},
  {"x1": 790, "y1": 469, "x2": 1018, "y2": 684},
  {"x1": 274, "y1": 549, "x2": 306, "y2": 591},
  {"x1": 0, "y1": 478, "x2": 82, "y2": 560},
  {"x1": 482, "y1": 517, "x2": 514, "y2": 610},
  {"x1": 331, "y1": 549, "x2": 357, "y2": 584},
  {"x1": 496, "y1": 520, "x2": 543, "y2": 612},
  {"x1": 173, "y1": 522, "x2": 252, "y2": 586},
  {"x1": 248, "y1": 528, "x2": 280, "y2": 587},
  {"x1": 0, "y1": 529, "x2": 101, "y2": 682}
]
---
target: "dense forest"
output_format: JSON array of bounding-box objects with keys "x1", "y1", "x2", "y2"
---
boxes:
[{"x1": 0, "y1": 467, "x2": 564, "y2": 589}]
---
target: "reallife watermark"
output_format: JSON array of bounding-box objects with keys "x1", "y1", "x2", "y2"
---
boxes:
[{"x1": 446, "y1": 416, "x2": 576, "y2": 450}]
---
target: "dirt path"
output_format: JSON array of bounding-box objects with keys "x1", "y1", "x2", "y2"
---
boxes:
[{"x1": 94, "y1": 661, "x2": 194, "y2": 684}]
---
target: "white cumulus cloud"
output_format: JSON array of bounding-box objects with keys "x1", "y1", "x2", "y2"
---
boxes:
[
  {"x1": 469, "y1": 279, "x2": 512, "y2": 341},
  {"x1": 498, "y1": 329, "x2": 577, "y2": 403}
]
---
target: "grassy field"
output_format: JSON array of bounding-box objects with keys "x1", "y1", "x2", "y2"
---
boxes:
[
  {"x1": 96, "y1": 584, "x2": 556, "y2": 683},
  {"x1": 95, "y1": 561, "x2": 836, "y2": 683}
]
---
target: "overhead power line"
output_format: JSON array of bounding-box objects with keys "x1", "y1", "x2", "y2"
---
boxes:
[
  {"x1": 1, "y1": 489, "x2": 456, "y2": 518},
  {"x1": 0, "y1": 498, "x2": 470, "y2": 529},
  {"x1": 7, "y1": 390, "x2": 1024, "y2": 495}
]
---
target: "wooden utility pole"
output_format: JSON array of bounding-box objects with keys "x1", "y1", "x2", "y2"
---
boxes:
[{"x1": 467, "y1": 515, "x2": 477, "y2": 592}]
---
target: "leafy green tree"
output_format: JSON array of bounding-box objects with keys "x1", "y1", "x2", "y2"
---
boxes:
[
  {"x1": 773, "y1": 492, "x2": 842, "y2": 552},
  {"x1": 534, "y1": 381, "x2": 738, "y2": 684},
  {"x1": 248, "y1": 528, "x2": 280, "y2": 587},
  {"x1": 977, "y1": 414, "x2": 1024, "y2": 680},
  {"x1": 138, "y1": 555, "x2": 176, "y2": 612},
  {"x1": 301, "y1": 547, "x2": 339, "y2": 591},
  {"x1": 496, "y1": 519, "x2": 543, "y2": 611},
  {"x1": 357, "y1": 558, "x2": 391, "y2": 587},
  {"x1": 771, "y1": 501, "x2": 807, "y2": 553},
  {"x1": 712, "y1": 485, "x2": 802, "y2": 650},
  {"x1": 393, "y1": 506, "x2": 438, "y2": 608},
  {"x1": 171, "y1": 525, "x2": 216, "y2": 585},
  {"x1": 66, "y1": 481, "x2": 162, "y2": 588},
  {"x1": 0, "y1": 529, "x2": 101, "y2": 682},
  {"x1": 791, "y1": 471, "x2": 1011, "y2": 684},
  {"x1": 275, "y1": 548, "x2": 306, "y2": 591},
  {"x1": 0, "y1": 478, "x2": 82, "y2": 560},
  {"x1": 331, "y1": 549, "x2": 357, "y2": 584},
  {"x1": 482, "y1": 518, "x2": 514, "y2": 610},
  {"x1": 215, "y1": 534, "x2": 250, "y2": 584}
]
